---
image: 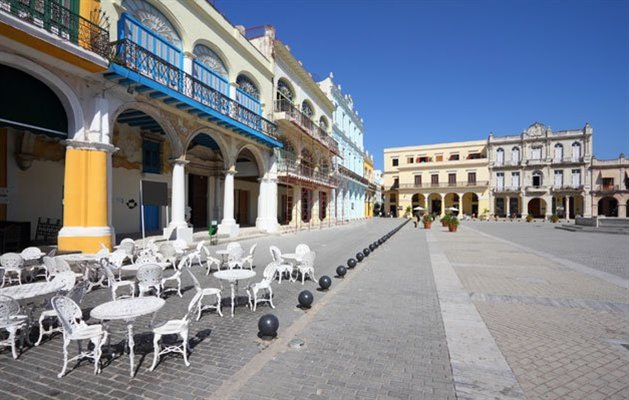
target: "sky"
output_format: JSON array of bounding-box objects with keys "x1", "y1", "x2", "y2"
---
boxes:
[{"x1": 215, "y1": 0, "x2": 629, "y2": 170}]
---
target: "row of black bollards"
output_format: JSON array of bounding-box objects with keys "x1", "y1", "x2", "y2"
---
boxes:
[{"x1": 259, "y1": 219, "x2": 410, "y2": 339}]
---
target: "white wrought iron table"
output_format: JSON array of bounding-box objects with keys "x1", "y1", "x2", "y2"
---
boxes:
[
  {"x1": 213, "y1": 270, "x2": 256, "y2": 317},
  {"x1": 0, "y1": 280, "x2": 64, "y2": 300},
  {"x1": 59, "y1": 253, "x2": 108, "y2": 291},
  {"x1": 120, "y1": 261, "x2": 171, "y2": 273},
  {"x1": 90, "y1": 297, "x2": 165, "y2": 377}
]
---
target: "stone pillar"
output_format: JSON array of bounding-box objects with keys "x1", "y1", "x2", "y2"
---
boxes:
[
  {"x1": 255, "y1": 176, "x2": 279, "y2": 232},
  {"x1": 584, "y1": 192, "x2": 593, "y2": 217},
  {"x1": 618, "y1": 201, "x2": 627, "y2": 218},
  {"x1": 439, "y1": 193, "x2": 444, "y2": 217},
  {"x1": 208, "y1": 175, "x2": 217, "y2": 223},
  {"x1": 163, "y1": 158, "x2": 193, "y2": 243},
  {"x1": 292, "y1": 185, "x2": 301, "y2": 229},
  {"x1": 218, "y1": 167, "x2": 239, "y2": 237},
  {"x1": 58, "y1": 141, "x2": 115, "y2": 253},
  {"x1": 506, "y1": 196, "x2": 511, "y2": 217},
  {"x1": 312, "y1": 189, "x2": 321, "y2": 225},
  {"x1": 566, "y1": 195, "x2": 572, "y2": 222}
]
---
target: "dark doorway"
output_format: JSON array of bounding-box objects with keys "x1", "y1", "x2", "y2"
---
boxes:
[{"x1": 188, "y1": 174, "x2": 208, "y2": 228}]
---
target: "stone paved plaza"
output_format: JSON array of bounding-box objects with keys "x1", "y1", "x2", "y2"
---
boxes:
[{"x1": 1, "y1": 219, "x2": 628, "y2": 399}]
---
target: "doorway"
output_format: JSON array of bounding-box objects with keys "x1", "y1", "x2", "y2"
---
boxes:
[
  {"x1": 235, "y1": 189, "x2": 250, "y2": 226},
  {"x1": 188, "y1": 174, "x2": 208, "y2": 228}
]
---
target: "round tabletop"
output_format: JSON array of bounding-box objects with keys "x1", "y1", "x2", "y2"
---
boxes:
[
  {"x1": 91, "y1": 297, "x2": 165, "y2": 320},
  {"x1": 59, "y1": 253, "x2": 103, "y2": 263},
  {"x1": 213, "y1": 269, "x2": 256, "y2": 282},
  {"x1": 0, "y1": 280, "x2": 65, "y2": 300},
  {"x1": 215, "y1": 250, "x2": 230, "y2": 255},
  {"x1": 282, "y1": 253, "x2": 300, "y2": 260}
]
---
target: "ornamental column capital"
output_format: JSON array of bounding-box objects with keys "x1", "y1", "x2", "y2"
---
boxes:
[{"x1": 64, "y1": 140, "x2": 117, "y2": 154}]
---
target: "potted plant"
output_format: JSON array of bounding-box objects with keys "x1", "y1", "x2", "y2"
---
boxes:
[
  {"x1": 448, "y1": 216, "x2": 459, "y2": 232},
  {"x1": 550, "y1": 214, "x2": 559, "y2": 223},
  {"x1": 422, "y1": 214, "x2": 433, "y2": 229},
  {"x1": 526, "y1": 214, "x2": 534, "y2": 223},
  {"x1": 403, "y1": 206, "x2": 412, "y2": 218},
  {"x1": 441, "y1": 214, "x2": 451, "y2": 227}
]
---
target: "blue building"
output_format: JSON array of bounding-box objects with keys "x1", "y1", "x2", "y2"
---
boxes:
[{"x1": 319, "y1": 74, "x2": 368, "y2": 221}]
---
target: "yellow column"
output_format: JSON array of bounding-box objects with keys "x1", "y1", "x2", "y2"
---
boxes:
[{"x1": 58, "y1": 142, "x2": 114, "y2": 253}]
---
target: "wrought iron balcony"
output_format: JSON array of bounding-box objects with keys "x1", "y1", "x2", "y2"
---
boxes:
[
  {"x1": 0, "y1": 0, "x2": 110, "y2": 58},
  {"x1": 274, "y1": 99, "x2": 339, "y2": 154},
  {"x1": 337, "y1": 165, "x2": 369, "y2": 185},
  {"x1": 493, "y1": 186, "x2": 521, "y2": 193},
  {"x1": 276, "y1": 157, "x2": 337, "y2": 188},
  {"x1": 524, "y1": 185, "x2": 548, "y2": 192},
  {"x1": 398, "y1": 181, "x2": 489, "y2": 189},
  {"x1": 107, "y1": 39, "x2": 279, "y2": 145}
]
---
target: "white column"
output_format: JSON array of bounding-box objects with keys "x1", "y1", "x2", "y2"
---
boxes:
[
  {"x1": 218, "y1": 168, "x2": 239, "y2": 237},
  {"x1": 255, "y1": 176, "x2": 279, "y2": 232},
  {"x1": 506, "y1": 196, "x2": 511, "y2": 217},
  {"x1": 566, "y1": 195, "x2": 571, "y2": 222},
  {"x1": 164, "y1": 158, "x2": 193, "y2": 243}
]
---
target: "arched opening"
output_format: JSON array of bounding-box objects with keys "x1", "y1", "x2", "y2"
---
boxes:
[
  {"x1": 427, "y1": 193, "x2": 442, "y2": 216},
  {"x1": 185, "y1": 133, "x2": 225, "y2": 229},
  {"x1": 301, "y1": 100, "x2": 315, "y2": 119},
  {"x1": 462, "y1": 193, "x2": 479, "y2": 217},
  {"x1": 234, "y1": 147, "x2": 263, "y2": 227},
  {"x1": 236, "y1": 74, "x2": 261, "y2": 114},
  {"x1": 527, "y1": 197, "x2": 547, "y2": 218},
  {"x1": 319, "y1": 116, "x2": 329, "y2": 133},
  {"x1": 495, "y1": 148, "x2": 504, "y2": 165},
  {"x1": 597, "y1": 197, "x2": 618, "y2": 217},
  {"x1": 0, "y1": 64, "x2": 69, "y2": 248},
  {"x1": 276, "y1": 78, "x2": 294, "y2": 109},
  {"x1": 300, "y1": 148, "x2": 314, "y2": 223},
  {"x1": 192, "y1": 44, "x2": 229, "y2": 95},
  {"x1": 511, "y1": 146, "x2": 520, "y2": 164},
  {"x1": 532, "y1": 170, "x2": 543, "y2": 188},
  {"x1": 443, "y1": 193, "x2": 460, "y2": 215},
  {"x1": 554, "y1": 143, "x2": 564, "y2": 162},
  {"x1": 112, "y1": 108, "x2": 177, "y2": 236}
]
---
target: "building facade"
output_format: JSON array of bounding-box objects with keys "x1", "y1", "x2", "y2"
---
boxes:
[
  {"x1": 488, "y1": 122, "x2": 592, "y2": 219},
  {"x1": 364, "y1": 151, "x2": 375, "y2": 217},
  {"x1": 590, "y1": 155, "x2": 629, "y2": 218},
  {"x1": 384, "y1": 140, "x2": 490, "y2": 218},
  {"x1": 318, "y1": 74, "x2": 367, "y2": 222},
  {"x1": 373, "y1": 169, "x2": 384, "y2": 216},
  {"x1": 249, "y1": 26, "x2": 338, "y2": 230},
  {"x1": 1, "y1": 0, "x2": 284, "y2": 252}
]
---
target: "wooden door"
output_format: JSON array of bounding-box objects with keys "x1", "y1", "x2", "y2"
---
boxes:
[
  {"x1": 237, "y1": 190, "x2": 249, "y2": 225},
  {"x1": 188, "y1": 174, "x2": 208, "y2": 228}
]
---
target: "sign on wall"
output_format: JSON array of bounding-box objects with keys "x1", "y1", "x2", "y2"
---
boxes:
[{"x1": 141, "y1": 181, "x2": 168, "y2": 206}]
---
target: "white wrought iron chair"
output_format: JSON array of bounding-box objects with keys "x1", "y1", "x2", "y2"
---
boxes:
[
  {"x1": 50, "y1": 258, "x2": 83, "y2": 281},
  {"x1": 118, "y1": 238, "x2": 136, "y2": 263},
  {"x1": 226, "y1": 246, "x2": 245, "y2": 270},
  {"x1": 269, "y1": 246, "x2": 294, "y2": 283},
  {"x1": 100, "y1": 259, "x2": 135, "y2": 300},
  {"x1": 172, "y1": 239, "x2": 188, "y2": 254},
  {"x1": 0, "y1": 253, "x2": 24, "y2": 287},
  {"x1": 0, "y1": 294, "x2": 30, "y2": 359},
  {"x1": 51, "y1": 295, "x2": 108, "y2": 378},
  {"x1": 149, "y1": 292, "x2": 203, "y2": 371},
  {"x1": 107, "y1": 249, "x2": 129, "y2": 281},
  {"x1": 20, "y1": 246, "x2": 43, "y2": 280},
  {"x1": 185, "y1": 269, "x2": 223, "y2": 319},
  {"x1": 137, "y1": 264, "x2": 163, "y2": 297},
  {"x1": 246, "y1": 262, "x2": 277, "y2": 312},
  {"x1": 157, "y1": 243, "x2": 178, "y2": 266},
  {"x1": 295, "y1": 244, "x2": 311, "y2": 260},
  {"x1": 241, "y1": 244, "x2": 257, "y2": 270},
  {"x1": 195, "y1": 244, "x2": 220, "y2": 275},
  {"x1": 35, "y1": 276, "x2": 86, "y2": 346},
  {"x1": 296, "y1": 251, "x2": 317, "y2": 285},
  {"x1": 162, "y1": 254, "x2": 190, "y2": 298}
]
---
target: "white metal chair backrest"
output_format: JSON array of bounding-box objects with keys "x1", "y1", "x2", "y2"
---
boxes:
[
  {"x1": 228, "y1": 246, "x2": 244, "y2": 263},
  {"x1": 43, "y1": 256, "x2": 57, "y2": 273},
  {"x1": 20, "y1": 247, "x2": 42, "y2": 260},
  {"x1": 301, "y1": 251, "x2": 316, "y2": 268},
  {"x1": 99, "y1": 259, "x2": 117, "y2": 283},
  {"x1": 158, "y1": 243, "x2": 177, "y2": 260},
  {"x1": 53, "y1": 271, "x2": 77, "y2": 292},
  {"x1": 269, "y1": 246, "x2": 283, "y2": 263},
  {"x1": 226, "y1": 242, "x2": 241, "y2": 251},
  {"x1": 0, "y1": 295, "x2": 20, "y2": 322},
  {"x1": 182, "y1": 292, "x2": 204, "y2": 323},
  {"x1": 51, "y1": 295, "x2": 84, "y2": 336},
  {"x1": 262, "y1": 262, "x2": 279, "y2": 282},
  {"x1": 137, "y1": 264, "x2": 163, "y2": 286},
  {"x1": 108, "y1": 250, "x2": 127, "y2": 267},
  {"x1": 295, "y1": 244, "x2": 311, "y2": 257},
  {"x1": 118, "y1": 240, "x2": 135, "y2": 257},
  {"x1": 176, "y1": 253, "x2": 193, "y2": 271},
  {"x1": 135, "y1": 253, "x2": 159, "y2": 265},
  {"x1": 0, "y1": 253, "x2": 23, "y2": 270},
  {"x1": 248, "y1": 243, "x2": 258, "y2": 257}
]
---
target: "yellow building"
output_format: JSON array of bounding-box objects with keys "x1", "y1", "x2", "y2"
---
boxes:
[
  {"x1": 383, "y1": 140, "x2": 490, "y2": 218},
  {"x1": 364, "y1": 153, "x2": 375, "y2": 217}
]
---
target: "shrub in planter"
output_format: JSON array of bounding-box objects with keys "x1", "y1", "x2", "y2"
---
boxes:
[
  {"x1": 526, "y1": 214, "x2": 534, "y2": 223},
  {"x1": 441, "y1": 214, "x2": 451, "y2": 227},
  {"x1": 550, "y1": 214, "x2": 559, "y2": 223},
  {"x1": 448, "y1": 216, "x2": 459, "y2": 232},
  {"x1": 422, "y1": 214, "x2": 433, "y2": 229}
]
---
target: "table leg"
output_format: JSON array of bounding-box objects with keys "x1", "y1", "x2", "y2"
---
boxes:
[
  {"x1": 126, "y1": 321, "x2": 135, "y2": 377},
  {"x1": 230, "y1": 281, "x2": 236, "y2": 317}
]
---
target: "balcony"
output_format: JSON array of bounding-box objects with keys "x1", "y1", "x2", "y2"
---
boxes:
[
  {"x1": 337, "y1": 165, "x2": 369, "y2": 186},
  {"x1": 526, "y1": 158, "x2": 547, "y2": 166},
  {"x1": 0, "y1": 0, "x2": 110, "y2": 58},
  {"x1": 492, "y1": 160, "x2": 521, "y2": 168},
  {"x1": 493, "y1": 186, "x2": 521, "y2": 193},
  {"x1": 274, "y1": 99, "x2": 339, "y2": 154},
  {"x1": 276, "y1": 157, "x2": 337, "y2": 188},
  {"x1": 524, "y1": 185, "x2": 549, "y2": 193},
  {"x1": 593, "y1": 184, "x2": 621, "y2": 193},
  {"x1": 551, "y1": 184, "x2": 584, "y2": 191},
  {"x1": 551, "y1": 157, "x2": 585, "y2": 164},
  {"x1": 106, "y1": 39, "x2": 280, "y2": 147},
  {"x1": 398, "y1": 181, "x2": 489, "y2": 189}
]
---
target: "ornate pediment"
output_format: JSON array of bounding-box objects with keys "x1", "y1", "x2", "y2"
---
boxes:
[{"x1": 525, "y1": 122, "x2": 548, "y2": 137}]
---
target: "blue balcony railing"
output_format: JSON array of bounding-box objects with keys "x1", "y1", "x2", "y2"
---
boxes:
[{"x1": 110, "y1": 38, "x2": 278, "y2": 142}]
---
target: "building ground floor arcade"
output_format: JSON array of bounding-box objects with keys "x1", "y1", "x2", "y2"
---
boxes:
[
  {"x1": 490, "y1": 191, "x2": 590, "y2": 219},
  {"x1": 386, "y1": 189, "x2": 490, "y2": 218},
  {"x1": 277, "y1": 181, "x2": 334, "y2": 230},
  {"x1": 0, "y1": 52, "x2": 280, "y2": 254}
]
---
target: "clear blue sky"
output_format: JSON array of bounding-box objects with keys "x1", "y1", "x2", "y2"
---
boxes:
[{"x1": 215, "y1": 0, "x2": 629, "y2": 170}]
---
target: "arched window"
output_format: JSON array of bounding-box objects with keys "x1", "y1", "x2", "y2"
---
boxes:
[
  {"x1": 192, "y1": 44, "x2": 228, "y2": 95},
  {"x1": 495, "y1": 148, "x2": 504, "y2": 165},
  {"x1": 511, "y1": 146, "x2": 520, "y2": 165},
  {"x1": 572, "y1": 142, "x2": 582, "y2": 161},
  {"x1": 301, "y1": 100, "x2": 314, "y2": 118},
  {"x1": 319, "y1": 116, "x2": 329, "y2": 132},
  {"x1": 236, "y1": 74, "x2": 260, "y2": 114},
  {"x1": 122, "y1": 0, "x2": 182, "y2": 46},
  {"x1": 276, "y1": 79, "x2": 294, "y2": 102},
  {"x1": 554, "y1": 143, "x2": 563, "y2": 162}
]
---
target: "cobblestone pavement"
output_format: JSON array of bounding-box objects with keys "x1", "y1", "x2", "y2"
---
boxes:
[
  {"x1": 228, "y1": 223, "x2": 456, "y2": 400},
  {"x1": 463, "y1": 220, "x2": 629, "y2": 280},
  {"x1": 433, "y1": 223, "x2": 629, "y2": 400}
]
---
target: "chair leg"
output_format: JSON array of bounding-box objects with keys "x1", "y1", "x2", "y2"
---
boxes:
[
  {"x1": 181, "y1": 329, "x2": 190, "y2": 367},
  {"x1": 111, "y1": 287, "x2": 117, "y2": 301},
  {"x1": 58, "y1": 338, "x2": 70, "y2": 378},
  {"x1": 252, "y1": 290, "x2": 258, "y2": 312},
  {"x1": 268, "y1": 287, "x2": 275, "y2": 309},
  {"x1": 216, "y1": 293, "x2": 223, "y2": 317},
  {"x1": 7, "y1": 326, "x2": 18, "y2": 359},
  {"x1": 196, "y1": 300, "x2": 202, "y2": 321},
  {"x1": 150, "y1": 334, "x2": 161, "y2": 371},
  {"x1": 176, "y1": 277, "x2": 182, "y2": 298},
  {"x1": 35, "y1": 313, "x2": 47, "y2": 346}
]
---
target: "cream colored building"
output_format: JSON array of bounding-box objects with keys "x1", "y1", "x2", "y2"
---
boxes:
[
  {"x1": 383, "y1": 140, "x2": 490, "y2": 218},
  {"x1": 590, "y1": 155, "x2": 629, "y2": 217}
]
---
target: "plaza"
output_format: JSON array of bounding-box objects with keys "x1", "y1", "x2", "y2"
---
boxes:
[{"x1": 0, "y1": 219, "x2": 627, "y2": 399}]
